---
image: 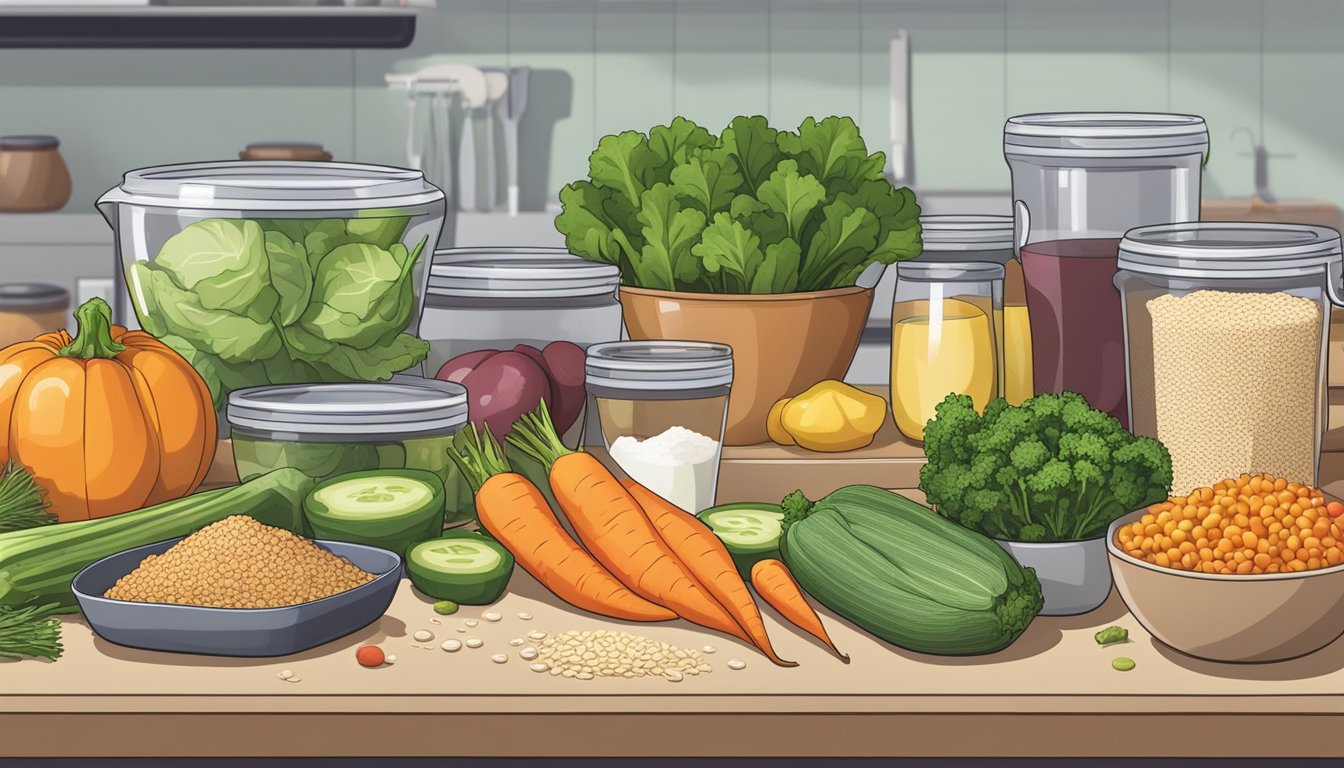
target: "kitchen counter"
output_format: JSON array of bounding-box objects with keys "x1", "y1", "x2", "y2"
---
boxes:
[{"x1": 8, "y1": 434, "x2": 1344, "y2": 759}]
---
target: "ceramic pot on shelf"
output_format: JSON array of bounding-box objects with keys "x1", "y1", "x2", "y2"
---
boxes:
[{"x1": 0, "y1": 135, "x2": 72, "y2": 212}]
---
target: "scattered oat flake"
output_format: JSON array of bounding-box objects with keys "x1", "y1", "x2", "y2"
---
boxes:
[
  {"x1": 464, "y1": 619, "x2": 479, "y2": 627},
  {"x1": 286, "y1": 676, "x2": 302, "y2": 683},
  {"x1": 483, "y1": 611, "x2": 502, "y2": 622},
  {"x1": 413, "y1": 630, "x2": 434, "y2": 642},
  {"x1": 466, "y1": 638, "x2": 484, "y2": 649},
  {"x1": 517, "y1": 612, "x2": 532, "y2": 620},
  {"x1": 727, "y1": 659, "x2": 746, "y2": 670},
  {"x1": 385, "y1": 654, "x2": 398, "y2": 664},
  {"x1": 441, "y1": 639, "x2": 463, "y2": 652},
  {"x1": 491, "y1": 653, "x2": 508, "y2": 664},
  {"x1": 277, "y1": 669, "x2": 294, "y2": 680}
]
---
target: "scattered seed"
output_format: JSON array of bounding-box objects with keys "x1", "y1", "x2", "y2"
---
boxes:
[
  {"x1": 466, "y1": 638, "x2": 484, "y2": 649},
  {"x1": 1112, "y1": 657, "x2": 1136, "y2": 672},
  {"x1": 384, "y1": 654, "x2": 397, "y2": 664},
  {"x1": 491, "y1": 653, "x2": 508, "y2": 664},
  {"x1": 517, "y1": 612, "x2": 533, "y2": 620},
  {"x1": 428, "y1": 618, "x2": 442, "y2": 625},
  {"x1": 456, "y1": 627, "x2": 467, "y2": 634},
  {"x1": 286, "y1": 676, "x2": 302, "y2": 683},
  {"x1": 665, "y1": 669, "x2": 684, "y2": 683},
  {"x1": 529, "y1": 662, "x2": 549, "y2": 672},
  {"x1": 702, "y1": 645, "x2": 716, "y2": 654},
  {"x1": 483, "y1": 611, "x2": 502, "y2": 622},
  {"x1": 277, "y1": 669, "x2": 294, "y2": 680},
  {"x1": 727, "y1": 659, "x2": 746, "y2": 670},
  {"x1": 527, "y1": 630, "x2": 547, "y2": 641},
  {"x1": 413, "y1": 630, "x2": 434, "y2": 643},
  {"x1": 441, "y1": 640, "x2": 463, "y2": 652},
  {"x1": 509, "y1": 638, "x2": 525, "y2": 646}
]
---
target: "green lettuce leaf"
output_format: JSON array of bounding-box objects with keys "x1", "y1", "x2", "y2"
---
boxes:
[
  {"x1": 346, "y1": 216, "x2": 410, "y2": 250},
  {"x1": 670, "y1": 151, "x2": 742, "y2": 216},
  {"x1": 721, "y1": 115, "x2": 783, "y2": 193},
  {"x1": 780, "y1": 116, "x2": 886, "y2": 193},
  {"x1": 264, "y1": 230, "x2": 313, "y2": 327},
  {"x1": 142, "y1": 267, "x2": 281, "y2": 363},
  {"x1": 154, "y1": 218, "x2": 270, "y2": 313},
  {"x1": 692, "y1": 213, "x2": 765, "y2": 292},
  {"x1": 750, "y1": 238, "x2": 802, "y2": 294},
  {"x1": 588, "y1": 130, "x2": 659, "y2": 209},
  {"x1": 322, "y1": 334, "x2": 429, "y2": 381},
  {"x1": 799, "y1": 200, "x2": 880, "y2": 291},
  {"x1": 649, "y1": 117, "x2": 716, "y2": 176},
  {"x1": 755, "y1": 158, "x2": 827, "y2": 243}
]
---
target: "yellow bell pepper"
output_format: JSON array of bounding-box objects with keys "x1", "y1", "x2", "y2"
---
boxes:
[{"x1": 769, "y1": 380, "x2": 887, "y2": 452}]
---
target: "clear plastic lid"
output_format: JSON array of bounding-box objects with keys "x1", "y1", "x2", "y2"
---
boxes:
[
  {"x1": 226, "y1": 378, "x2": 468, "y2": 440},
  {"x1": 586, "y1": 341, "x2": 734, "y2": 395},
  {"x1": 0, "y1": 282, "x2": 69, "y2": 311},
  {"x1": 1119, "y1": 222, "x2": 1342, "y2": 279},
  {"x1": 897, "y1": 260, "x2": 1006, "y2": 282},
  {"x1": 1004, "y1": 113, "x2": 1209, "y2": 159},
  {"x1": 428, "y1": 247, "x2": 621, "y2": 298},
  {"x1": 919, "y1": 215, "x2": 1015, "y2": 257},
  {"x1": 97, "y1": 160, "x2": 445, "y2": 212}
]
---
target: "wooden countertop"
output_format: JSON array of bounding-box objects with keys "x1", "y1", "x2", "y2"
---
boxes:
[{"x1": 8, "y1": 432, "x2": 1344, "y2": 758}]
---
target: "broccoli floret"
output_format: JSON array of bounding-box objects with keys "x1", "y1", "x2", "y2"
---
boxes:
[
  {"x1": 780, "y1": 490, "x2": 814, "y2": 532},
  {"x1": 918, "y1": 391, "x2": 1176, "y2": 543}
]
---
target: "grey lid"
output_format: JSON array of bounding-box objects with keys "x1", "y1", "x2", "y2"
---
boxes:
[
  {"x1": 919, "y1": 215, "x2": 1015, "y2": 255},
  {"x1": 586, "y1": 341, "x2": 733, "y2": 393},
  {"x1": 1004, "y1": 113, "x2": 1209, "y2": 158},
  {"x1": 0, "y1": 282, "x2": 69, "y2": 311},
  {"x1": 897, "y1": 260, "x2": 1006, "y2": 282},
  {"x1": 429, "y1": 247, "x2": 620, "y2": 298},
  {"x1": 0, "y1": 135, "x2": 58, "y2": 150},
  {"x1": 226, "y1": 379, "x2": 468, "y2": 438},
  {"x1": 97, "y1": 160, "x2": 444, "y2": 212},
  {"x1": 1118, "y1": 222, "x2": 1343, "y2": 279}
]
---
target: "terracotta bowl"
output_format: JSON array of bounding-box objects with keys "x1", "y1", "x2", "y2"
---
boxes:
[
  {"x1": 619, "y1": 285, "x2": 873, "y2": 445},
  {"x1": 1107, "y1": 509, "x2": 1344, "y2": 663}
]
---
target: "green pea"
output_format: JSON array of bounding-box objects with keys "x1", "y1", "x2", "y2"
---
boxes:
[
  {"x1": 433, "y1": 600, "x2": 459, "y2": 615},
  {"x1": 1112, "y1": 657, "x2": 1136, "y2": 672}
]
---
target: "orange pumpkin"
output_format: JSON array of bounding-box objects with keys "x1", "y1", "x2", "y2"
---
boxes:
[{"x1": 0, "y1": 298, "x2": 216, "y2": 522}]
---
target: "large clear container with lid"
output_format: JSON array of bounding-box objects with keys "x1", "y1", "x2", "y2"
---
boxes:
[
  {"x1": 226, "y1": 375, "x2": 476, "y2": 525},
  {"x1": 96, "y1": 161, "x2": 447, "y2": 418},
  {"x1": 1115, "y1": 222, "x2": 1344, "y2": 495},
  {"x1": 419, "y1": 247, "x2": 622, "y2": 374},
  {"x1": 586, "y1": 341, "x2": 732, "y2": 513},
  {"x1": 1005, "y1": 113, "x2": 1209, "y2": 427},
  {"x1": 919, "y1": 215, "x2": 1031, "y2": 404},
  {"x1": 891, "y1": 260, "x2": 1003, "y2": 442}
]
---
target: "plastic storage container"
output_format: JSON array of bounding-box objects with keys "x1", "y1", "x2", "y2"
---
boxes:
[
  {"x1": 586, "y1": 341, "x2": 732, "y2": 513},
  {"x1": 919, "y1": 215, "x2": 1031, "y2": 404},
  {"x1": 0, "y1": 283, "x2": 69, "y2": 347},
  {"x1": 226, "y1": 376, "x2": 475, "y2": 525},
  {"x1": 1115, "y1": 223, "x2": 1344, "y2": 496},
  {"x1": 96, "y1": 161, "x2": 447, "y2": 419},
  {"x1": 1005, "y1": 113, "x2": 1209, "y2": 427},
  {"x1": 891, "y1": 260, "x2": 1003, "y2": 441},
  {"x1": 419, "y1": 247, "x2": 622, "y2": 374}
]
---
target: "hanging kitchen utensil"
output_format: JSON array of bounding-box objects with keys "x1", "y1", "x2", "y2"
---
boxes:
[
  {"x1": 884, "y1": 31, "x2": 913, "y2": 189},
  {"x1": 479, "y1": 69, "x2": 510, "y2": 212},
  {"x1": 500, "y1": 66, "x2": 531, "y2": 217},
  {"x1": 385, "y1": 62, "x2": 489, "y2": 190}
]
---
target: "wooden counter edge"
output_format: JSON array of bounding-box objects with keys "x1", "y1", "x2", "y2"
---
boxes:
[{"x1": 3, "y1": 711, "x2": 1343, "y2": 758}]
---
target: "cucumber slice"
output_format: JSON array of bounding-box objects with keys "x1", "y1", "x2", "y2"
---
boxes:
[
  {"x1": 407, "y1": 530, "x2": 515, "y2": 604},
  {"x1": 303, "y1": 469, "x2": 446, "y2": 557},
  {"x1": 697, "y1": 502, "x2": 786, "y2": 579}
]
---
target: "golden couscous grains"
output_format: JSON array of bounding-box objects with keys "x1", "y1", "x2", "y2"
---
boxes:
[
  {"x1": 1147, "y1": 291, "x2": 1321, "y2": 494},
  {"x1": 535, "y1": 630, "x2": 711, "y2": 682},
  {"x1": 103, "y1": 515, "x2": 376, "y2": 608}
]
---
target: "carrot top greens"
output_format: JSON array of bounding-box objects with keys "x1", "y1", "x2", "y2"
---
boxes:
[
  {"x1": 447, "y1": 424, "x2": 513, "y2": 495},
  {"x1": 506, "y1": 400, "x2": 575, "y2": 470}
]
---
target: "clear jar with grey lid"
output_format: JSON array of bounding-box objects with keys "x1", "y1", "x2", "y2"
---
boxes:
[
  {"x1": 419, "y1": 247, "x2": 622, "y2": 375},
  {"x1": 1115, "y1": 222, "x2": 1344, "y2": 494},
  {"x1": 586, "y1": 341, "x2": 733, "y2": 513},
  {"x1": 919, "y1": 215, "x2": 1031, "y2": 405},
  {"x1": 226, "y1": 376, "x2": 477, "y2": 525},
  {"x1": 0, "y1": 283, "x2": 70, "y2": 348}
]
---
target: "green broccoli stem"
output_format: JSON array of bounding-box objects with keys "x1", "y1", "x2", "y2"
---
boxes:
[{"x1": 58, "y1": 298, "x2": 125, "y2": 360}]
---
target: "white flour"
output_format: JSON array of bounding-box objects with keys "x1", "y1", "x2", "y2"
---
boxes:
[{"x1": 608, "y1": 426, "x2": 721, "y2": 513}]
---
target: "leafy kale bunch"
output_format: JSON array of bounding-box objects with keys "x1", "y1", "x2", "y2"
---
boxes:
[
  {"x1": 555, "y1": 115, "x2": 923, "y2": 293},
  {"x1": 919, "y1": 392, "x2": 1174, "y2": 543},
  {"x1": 132, "y1": 216, "x2": 429, "y2": 410}
]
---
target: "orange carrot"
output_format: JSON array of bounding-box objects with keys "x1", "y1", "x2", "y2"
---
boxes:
[
  {"x1": 507, "y1": 403, "x2": 770, "y2": 655},
  {"x1": 623, "y1": 479, "x2": 795, "y2": 667},
  {"x1": 449, "y1": 425, "x2": 675, "y2": 622},
  {"x1": 751, "y1": 558, "x2": 849, "y2": 663}
]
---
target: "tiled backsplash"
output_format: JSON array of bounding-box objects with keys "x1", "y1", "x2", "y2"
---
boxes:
[{"x1": 0, "y1": 0, "x2": 1339, "y2": 215}]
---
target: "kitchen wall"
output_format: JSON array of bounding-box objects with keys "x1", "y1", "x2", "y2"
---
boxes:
[{"x1": 0, "y1": 0, "x2": 1341, "y2": 216}]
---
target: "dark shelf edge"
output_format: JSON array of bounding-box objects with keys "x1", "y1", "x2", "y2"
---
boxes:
[{"x1": 0, "y1": 14, "x2": 416, "y2": 49}]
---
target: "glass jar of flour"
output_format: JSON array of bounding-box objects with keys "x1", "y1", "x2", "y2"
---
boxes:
[{"x1": 585, "y1": 341, "x2": 733, "y2": 513}]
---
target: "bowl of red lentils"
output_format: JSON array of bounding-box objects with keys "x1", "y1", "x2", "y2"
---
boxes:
[{"x1": 1107, "y1": 473, "x2": 1344, "y2": 663}]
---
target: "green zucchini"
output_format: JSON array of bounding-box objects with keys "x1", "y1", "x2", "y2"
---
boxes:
[
  {"x1": 303, "y1": 469, "x2": 446, "y2": 557},
  {"x1": 697, "y1": 502, "x2": 785, "y2": 579},
  {"x1": 0, "y1": 468, "x2": 315, "y2": 613},
  {"x1": 406, "y1": 530, "x2": 514, "y2": 604},
  {"x1": 780, "y1": 485, "x2": 1043, "y2": 656}
]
